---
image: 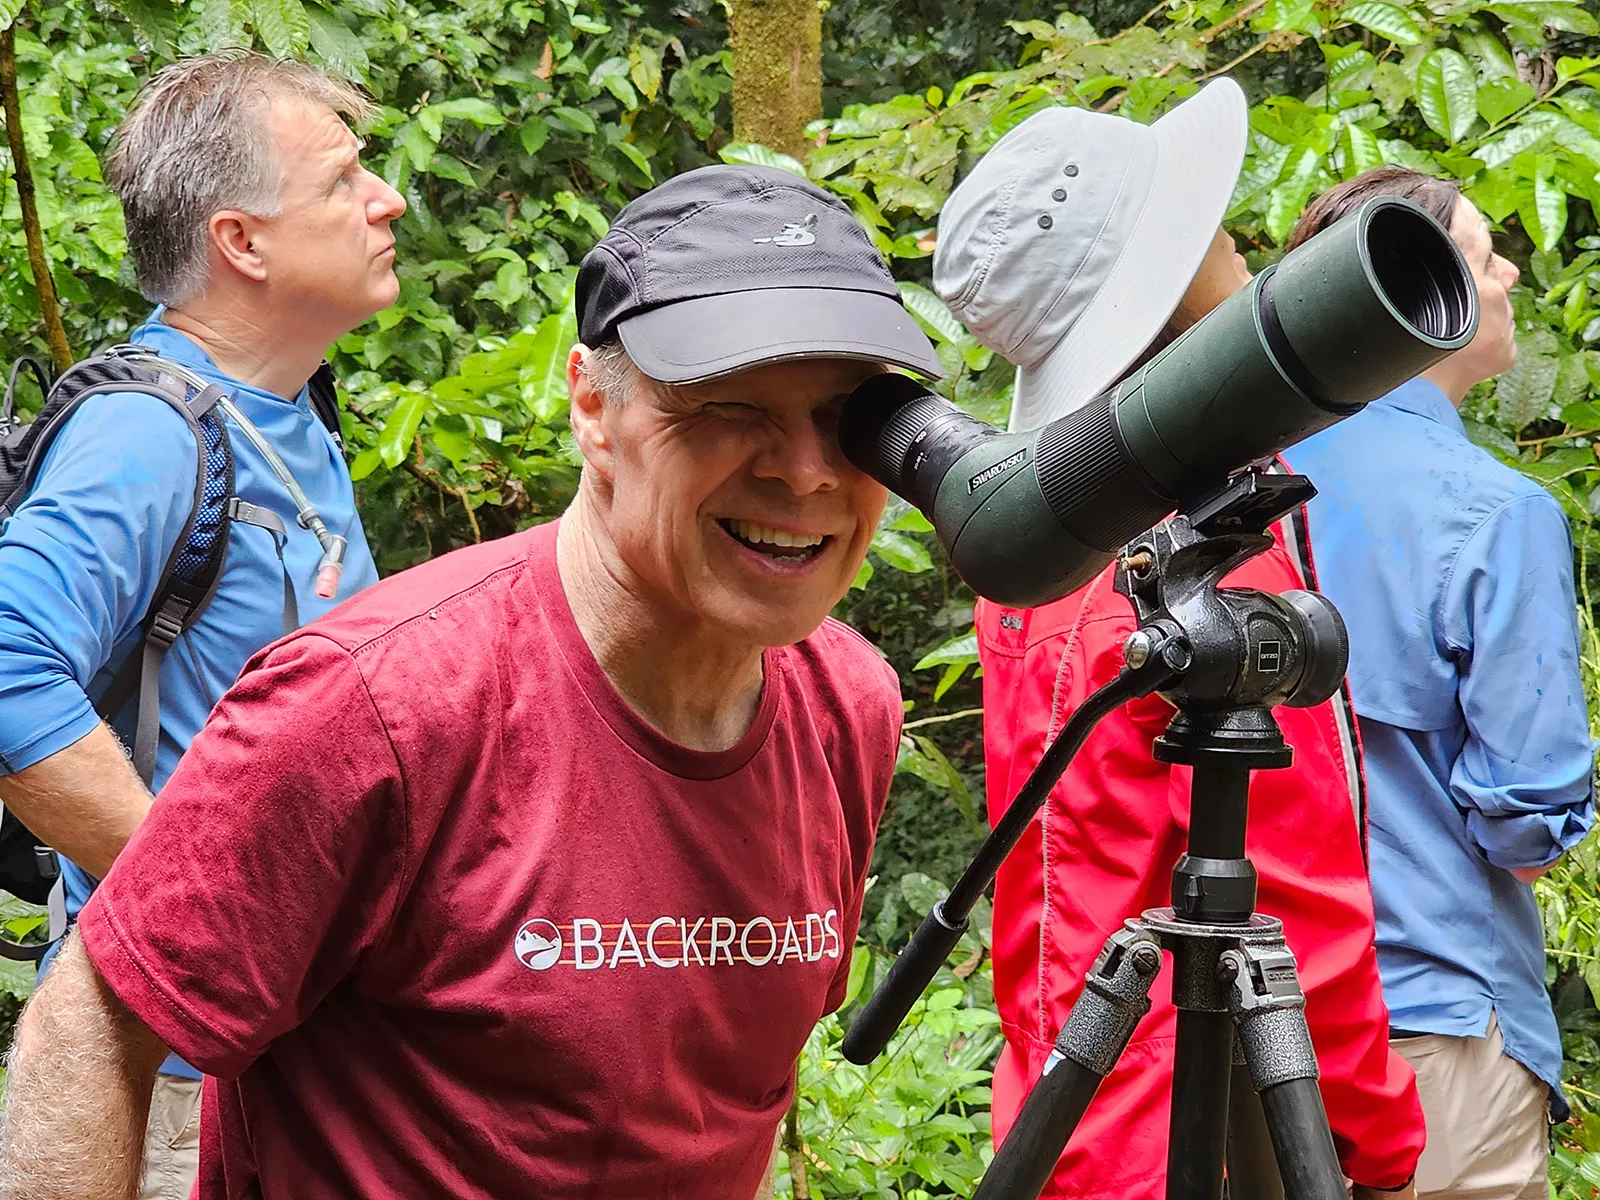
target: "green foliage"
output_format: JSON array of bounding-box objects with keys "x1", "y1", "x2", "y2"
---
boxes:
[
  {"x1": 775, "y1": 874, "x2": 999, "y2": 1198},
  {"x1": 6, "y1": 0, "x2": 1600, "y2": 1183}
]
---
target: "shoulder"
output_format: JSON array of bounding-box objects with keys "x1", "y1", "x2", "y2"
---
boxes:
[
  {"x1": 784, "y1": 617, "x2": 902, "y2": 734},
  {"x1": 1457, "y1": 481, "x2": 1571, "y2": 569},
  {"x1": 305, "y1": 529, "x2": 540, "y2": 661},
  {"x1": 35, "y1": 388, "x2": 200, "y2": 489}
]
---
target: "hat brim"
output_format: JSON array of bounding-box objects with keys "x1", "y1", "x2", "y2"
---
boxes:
[
  {"x1": 617, "y1": 287, "x2": 944, "y2": 385},
  {"x1": 1010, "y1": 79, "x2": 1249, "y2": 431}
]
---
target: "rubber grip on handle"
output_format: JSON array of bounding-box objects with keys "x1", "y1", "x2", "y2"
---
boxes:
[{"x1": 841, "y1": 902, "x2": 969, "y2": 1064}]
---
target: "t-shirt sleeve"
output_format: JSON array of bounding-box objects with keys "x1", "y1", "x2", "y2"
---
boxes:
[
  {"x1": 824, "y1": 648, "x2": 903, "y2": 1014},
  {"x1": 0, "y1": 393, "x2": 197, "y2": 773},
  {"x1": 77, "y1": 633, "x2": 410, "y2": 1078}
]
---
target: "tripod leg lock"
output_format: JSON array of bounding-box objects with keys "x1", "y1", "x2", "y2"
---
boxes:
[
  {"x1": 1052, "y1": 925, "x2": 1163, "y2": 1078},
  {"x1": 1221, "y1": 943, "x2": 1321, "y2": 1091}
]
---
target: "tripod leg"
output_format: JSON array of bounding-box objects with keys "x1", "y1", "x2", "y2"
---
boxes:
[
  {"x1": 1221, "y1": 942, "x2": 1345, "y2": 1200},
  {"x1": 1225, "y1": 1045, "x2": 1285, "y2": 1200},
  {"x1": 1169, "y1": 1010, "x2": 1233, "y2": 1200},
  {"x1": 973, "y1": 926, "x2": 1164, "y2": 1200}
]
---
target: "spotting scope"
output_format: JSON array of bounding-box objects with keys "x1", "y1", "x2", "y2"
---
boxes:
[{"x1": 838, "y1": 196, "x2": 1479, "y2": 607}]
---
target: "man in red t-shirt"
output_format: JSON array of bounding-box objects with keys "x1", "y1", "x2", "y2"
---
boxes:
[{"x1": 0, "y1": 165, "x2": 942, "y2": 1200}]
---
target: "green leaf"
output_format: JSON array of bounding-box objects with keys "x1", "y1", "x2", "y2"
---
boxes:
[
  {"x1": 113, "y1": 0, "x2": 181, "y2": 57},
  {"x1": 914, "y1": 632, "x2": 979, "y2": 671},
  {"x1": 1341, "y1": 1, "x2": 1423, "y2": 43},
  {"x1": 897, "y1": 281, "x2": 965, "y2": 346},
  {"x1": 1258, "y1": 0, "x2": 1316, "y2": 33},
  {"x1": 1265, "y1": 145, "x2": 1323, "y2": 243},
  {"x1": 871, "y1": 529, "x2": 935, "y2": 573},
  {"x1": 519, "y1": 121, "x2": 549, "y2": 157},
  {"x1": 521, "y1": 301, "x2": 579, "y2": 423},
  {"x1": 427, "y1": 154, "x2": 477, "y2": 186},
  {"x1": 628, "y1": 43, "x2": 662, "y2": 104},
  {"x1": 0, "y1": 0, "x2": 22, "y2": 24},
  {"x1": 429, "y1": 98, "x2": 507, "y2": 127},
  {"x1": 1345, "y1": 123, "x2": 1382, "y2": 176},
  {"x1": 248, "y1": 0, "x2": 309, "y2": 57},
  {"x1": 842, "y1": 943, "x2": 870, "y2": 1008},
  {"x1": 549, "y1": 106, "x2": 596, "y2": 135},
  {"x1": 200, "y1": 0, "x2": 246, "y2": 50},
  {"x1": 305, "y1": 4, "x2": 369, "y2": 81},
  {"x1": 614, "y1": 140, "x2": 654, "y2": 183},
  {"x1": 399, "y1": 122, "x2": 437, "y2": 173},
  {"x1": 718, "y1": 141, "x2": 807, "y2": 177},
  {"x1": 1416, "y1": 49, "x2": 1478, "y2": 143},
  {"x1": 1525, "y1": 155, "x2": 1569, "y2": 251},
  {"x1": 347, "y1": 445, "x2": 382, "y2": 482},
  {"x1": 1496, "y1": 335, "x2": 1560, "y2": 427},
  {"x1": 1477, "y1": 77, "x2": 1535, "y2": 126},
  {"x1": 900, "y1": 736, "x2": 979, "y2": 831},
  {"x1": 377, "y1": 392, "x2": 428, "y2": 468},
  {"x1": 887, "y1": 508, "x2": 934, "y2": 533}
]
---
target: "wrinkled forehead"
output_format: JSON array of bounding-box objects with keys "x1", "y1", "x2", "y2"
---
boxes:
[
  {"x1": 267, "y1": 94, "x2": 359, "y2": 165},
  {"x1": 648, "y1": 357, "x2": 887, "y2": 412}
]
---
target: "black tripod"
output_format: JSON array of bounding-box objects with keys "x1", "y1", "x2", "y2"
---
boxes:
[{"x1": 842, "y1": 470, "x2": 1351, "y2": 1200}]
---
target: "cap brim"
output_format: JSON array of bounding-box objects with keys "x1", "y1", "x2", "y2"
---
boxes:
[
  {"x1": 1010, "y1": 78, "x2": 1249, "y2": 431},
  {"x1": 617, "y1": 287, "x2": 944, "y2": 385}
]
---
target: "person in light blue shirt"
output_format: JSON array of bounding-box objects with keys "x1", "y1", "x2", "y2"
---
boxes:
[
  {"x1": 0, "y1": 52, "x2": 403, "y2": 1200},
  {"x1": 1283, "y1": 167, "x2": 1595, "y2": 1200}
]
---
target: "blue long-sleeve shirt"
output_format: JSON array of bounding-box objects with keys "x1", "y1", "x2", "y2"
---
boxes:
[
  {"x1": 1284, "y1": 377, "x2": 1594, "y2": 1111},
  {"x1": 0, "y1": 316, "x2": 379, "y2": 1076}
]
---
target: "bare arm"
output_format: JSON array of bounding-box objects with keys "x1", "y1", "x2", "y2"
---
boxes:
[
  {"x1": 0, "y1": 724, "x2": 153, "y2": 880},
  {"x1": 1509, "y1": 863, "x2": 1553, "y2": 884},
  {"x1": 0, "y1": 932, "x2": 169, "y2": 1200}
]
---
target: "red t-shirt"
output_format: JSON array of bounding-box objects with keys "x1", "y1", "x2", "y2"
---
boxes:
[{"x1": 79, "y1": 520, "x2": 902, "y2": 1199}]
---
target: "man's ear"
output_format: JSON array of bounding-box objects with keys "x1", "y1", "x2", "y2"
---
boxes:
[
  {"x1": 210, "y1": 210, "x2": 268, "y2": 283},
  {"x1": 568, "y1": 344, "x2": 614, "y2": 481}
]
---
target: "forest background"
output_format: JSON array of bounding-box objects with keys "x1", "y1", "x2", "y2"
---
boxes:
[{"x1": 4, "y1": 0, "x2": 1600, "y2": 1192}]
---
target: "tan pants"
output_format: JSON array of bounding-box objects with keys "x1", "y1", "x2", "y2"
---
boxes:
[
  {"x1": 139, "y1": 1074, "x2": 201, "y2": 1200},
  {"x1": 1391, "y1": 1013, "x2": 1548, "y2": 1200}
]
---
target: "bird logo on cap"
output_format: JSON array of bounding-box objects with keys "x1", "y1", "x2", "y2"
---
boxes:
[{"x1": 753, "y1": 213, "x2": 818, "y2": 247}]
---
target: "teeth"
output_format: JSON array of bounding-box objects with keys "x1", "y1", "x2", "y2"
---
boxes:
[{"x1": 731, "y1": 520, "x2": 824, "y2": 548}]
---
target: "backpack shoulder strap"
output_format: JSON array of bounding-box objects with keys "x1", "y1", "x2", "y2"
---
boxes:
[
  {"x1": 308, "y1": 363, "x2": 344, "y2": 452},
  {"x1": 59, "y1": 349, "x2": 238, "y2": 785}
]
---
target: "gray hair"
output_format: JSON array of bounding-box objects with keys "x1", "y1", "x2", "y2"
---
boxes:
[
  {"x1": 581, "y1": 340, "x2": 642, "y2": 404},
  {"x1": 106, "y1": 51, "x2": 375, "y2": 306}
]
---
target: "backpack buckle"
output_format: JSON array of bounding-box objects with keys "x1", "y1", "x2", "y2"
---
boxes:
[{"x1": 147, "y1": 596, "x2": 192, "y2": 648}]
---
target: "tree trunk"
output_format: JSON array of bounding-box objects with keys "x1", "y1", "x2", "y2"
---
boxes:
[
  {"x1": 727, "y1": 0, "x2": 821, "y2": 159},
  {"x1": 1, "y1": 22, "x2": 73, "y2": 372}
]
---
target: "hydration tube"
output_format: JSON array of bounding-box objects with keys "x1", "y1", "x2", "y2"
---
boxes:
[{"x1": 115, "y1": 348, "x2": 349, "y2": 598}]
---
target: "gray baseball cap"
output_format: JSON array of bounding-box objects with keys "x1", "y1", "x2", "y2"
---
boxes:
[{"x1": 933, "y1": 80, "x2": 1248, "y2": 431}]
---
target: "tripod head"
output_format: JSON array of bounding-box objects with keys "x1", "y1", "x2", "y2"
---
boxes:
[
  {"x1": 1115, "y1": 469, "x2": 1348, "y2": 718},
  {"x1": 840, "y1": 466, "x2": 1347, "y2": 1064}
]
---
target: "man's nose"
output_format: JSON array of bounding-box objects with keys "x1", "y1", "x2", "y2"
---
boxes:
[
  {"x1": 367, "y1": 172, "x2": 407, "y2": 222},
  {"x1": 755, "y1": 420, "x2": 842, "y2": 495}
]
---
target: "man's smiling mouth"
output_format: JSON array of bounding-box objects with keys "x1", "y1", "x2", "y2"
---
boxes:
[{"x1": 717, "y1": 519, "x2": 830, "y2": 562}]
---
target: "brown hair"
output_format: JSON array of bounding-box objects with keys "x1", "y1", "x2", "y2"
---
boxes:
[{"x1": 1285, "y1": 167, "x2": 1460, "y2": 253}]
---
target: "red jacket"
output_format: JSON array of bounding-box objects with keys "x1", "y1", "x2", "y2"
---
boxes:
[{"x1": 976, "y1": 517, "x2": 1423, "y2": 1196}]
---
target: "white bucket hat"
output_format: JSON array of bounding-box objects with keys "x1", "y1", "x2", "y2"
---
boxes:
[{"x1": 933, "y1": 79, "x2": 1249, "y2": 432}]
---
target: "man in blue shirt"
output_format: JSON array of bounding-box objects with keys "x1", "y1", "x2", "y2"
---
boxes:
[
  {"x1": 0, "y1": 52, "x2": 402, "y2": 1199},
  {"x1": 1283, "y1": 167, "x2": 1595, "y2": 1200}
]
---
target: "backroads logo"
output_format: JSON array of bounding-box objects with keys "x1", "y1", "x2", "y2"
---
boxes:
[{"x1": 513, "y1": 910, "x2": 843, "y2": 972}]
